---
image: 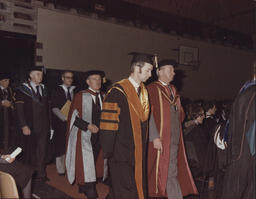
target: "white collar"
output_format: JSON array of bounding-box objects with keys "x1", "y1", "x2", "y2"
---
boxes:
[
  {"x1": 158, "y1": 79, "x2": 168, "y2": 86},
  {"x1": 89, "y1": 87, "x2": 100, "y2": 93},
  {"x1": 0, "y1": 85, "x2": 5, "y2": 90},
  {"x1": 61, "y1": 84, "x2": 75, "y2": 91},
  {"x1": 30, "y1": 81, "x2": 39, "y2": 88},
  {"x1": 23, "y1": 82, "x2": 44, "y2": 90},
  {"x1": 128, "y1": 76, "x2": 140, "y2": 89}
]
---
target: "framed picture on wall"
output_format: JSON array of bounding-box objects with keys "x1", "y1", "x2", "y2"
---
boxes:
[{"x1": 179, "y1": 46, "x2": 199, "y2": 70}]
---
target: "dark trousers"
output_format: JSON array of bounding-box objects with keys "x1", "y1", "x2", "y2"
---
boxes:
[
  {"x1": 78, "y1": 182, "x2": 98, "y2": 198},
  {"x1": 108, "y1": 160, "x2": 139, "y2": 199},
  {"x1": 78, "y1": 138, "x2": 100, "y2": 199},
  {"x1": 35, "y1": 130, "x2": 48, "y2": 178}
]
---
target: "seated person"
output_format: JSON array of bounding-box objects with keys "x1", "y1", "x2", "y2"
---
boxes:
[{"x1": 0, "y1": 153, "x2": 34, "y2": 199}]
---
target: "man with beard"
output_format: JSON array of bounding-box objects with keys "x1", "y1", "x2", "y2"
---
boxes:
[{"x1": 147, "y1": 59, "x2": 198, "y2": 199}]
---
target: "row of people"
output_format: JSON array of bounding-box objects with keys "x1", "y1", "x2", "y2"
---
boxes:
[
  {"x1": 1, "y1": 53, "x2": 197, "y2": 199},
  {"x1": 0, "y1": 55, "x2": 254, "y2": 199}
]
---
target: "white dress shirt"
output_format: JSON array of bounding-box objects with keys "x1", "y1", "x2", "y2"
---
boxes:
[
  {"x1": 89, "y1": 87, "x2": 102, "y2": 109},
  {"x1": 30, "y1": 81, "x2": 43, "y2": 95},
  {"x1": 60, "y1": 84, "x2": 75, "y2": 100},
  {"x1": 128, "y1": 76, "x2": 140, "y2": 94}
]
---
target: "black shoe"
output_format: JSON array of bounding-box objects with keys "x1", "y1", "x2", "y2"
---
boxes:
[{"x1": 58, "y1": 173, "x2": 65, "y2": 176}]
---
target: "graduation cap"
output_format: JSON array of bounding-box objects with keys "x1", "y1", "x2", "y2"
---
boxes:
[
  {"x1": 28, "y1": 65, "x2": 46, "y2": 74},
  {"x1": 0, "y1": 73, "x2": 10, "y2": 81},
  {"x1": 158, "y1": 59, "x2": 178, "y2": 69},
  {"x1": 129, "y1": 52, "x2": 157, "y2": 66},
  {"x1": 85, "y1": 70, "x2": 106, "y2": 83}
]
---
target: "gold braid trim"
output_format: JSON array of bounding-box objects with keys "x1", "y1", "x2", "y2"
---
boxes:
[
  {"x1": 101, "y1": 112, "x2": 120, "y2": 122},
  {"x1": 155, "y1": 87, "x2": 164, "y2": 194},
  {"x1": 102, "y1": 102, "x2": 120, "y2": 111},
  {"x1": 100, "y1": 122, "x2": 118, "y2": 131}
]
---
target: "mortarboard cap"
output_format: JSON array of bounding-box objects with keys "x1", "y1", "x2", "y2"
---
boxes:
[
  {"x1": 85, "y1": 70, "x2": 106, "y2": 82},
  {"x1": 158, "y1": 59, "x2": 178, "y2": 69},
  {"x1": 0, "y1": 73, "x2": 11, "y2": 81},
  {"x1": 129, "y1": 52, "x2": 156, "y2": 66},
  {"x1": 28, "y1": 65, "x2": 46, "y2": 74}
]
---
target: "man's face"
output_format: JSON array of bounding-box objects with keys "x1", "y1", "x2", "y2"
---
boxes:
[
  {"x1": 159, "y1": 65, "x2": 175, "y2": 83},
  {"x1": 196, "y1": 111, "x2": 205, "y2": 124},
  {"x1": 30, "y1": 71, "x2": 43, "y2": 84},
  {"x1": 62, "y1": 72, "x2": 73, "y2": 87},
  {"x1": 137, "y1": 63, "x2": 153, "y2": 82},
  {"x1": 86, "y1": 74, "x2": 102, "y2": 91},
  {"x1": 0, "y1": 79, "x2": 10, "y2": 88}
]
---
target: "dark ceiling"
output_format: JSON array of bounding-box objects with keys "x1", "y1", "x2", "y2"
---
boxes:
[{"x1": 124, "y1": 0, "x2": 255, "y2": 35}]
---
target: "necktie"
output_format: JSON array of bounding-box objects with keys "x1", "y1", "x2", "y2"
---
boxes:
[
  {"x1": 95, "y1": 93, "x2": 101, "y2": 108},
  {"x1": 3, "y1": 89, "x2": 8, "y2": 100},
  {"x1": 137, "y1": 86, "x2": 141, "y2": 97},
  {"x1": 168, "y1": 85, "x2": 174, "y2": 101},
  {"x1": 36, "y1": 86, "x2": 42, "y2": 101},
  {"x1": 67, "y1": 87, "x2": 72, "y2": 101}
]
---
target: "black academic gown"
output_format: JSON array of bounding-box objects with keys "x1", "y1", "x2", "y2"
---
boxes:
[
  {"x1": 221, "y1": 84, "x2": 255, "y2": 199},
  {"x1": 100, "y1": 82, "x2": 148, "y2": 199},
  {"x1": 15, "y1": 83, "x2": 50, "y2": 178},
  {"x1": 51, "y1": 86, "x2": 69, "y2": 157},
  {"x1": 203, "y1": 116, "x2": 219, "y2": 176},
  {"x1": 0, "y1": 87, "x2": 15, "y2": 150}
]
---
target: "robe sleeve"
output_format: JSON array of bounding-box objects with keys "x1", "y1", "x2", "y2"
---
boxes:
[
  {"x1": 73, "y1": 116, "x2": 89, "y2": 131},
  {"x1": 100, "y1": 88, "x2": 121, "y2": 159},
  {"x1": 15, "y1": 90, "x2": 27, "y2": 128},
  {"x1": 52, "y1": 107, "x2": 67, "y2": 122},
  {"x1": 0, "y1": 158, "x2": 8, "y2": 164}
]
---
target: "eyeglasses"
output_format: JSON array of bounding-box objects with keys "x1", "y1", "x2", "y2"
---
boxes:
[{"x1": 64, "y1": 76, "x2": 73, "y2": 79}]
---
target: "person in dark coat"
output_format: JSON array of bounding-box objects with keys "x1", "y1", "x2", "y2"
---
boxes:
[
  {"x1": 0, "y1": 153, "x2": 34, "y2": 198},
  {"x1": 203, "y1": 101, "x2": 218, "y2": 143},
  {"x1": 15, "y1": 66, "x2": 50, "y2": 182},
  {"x1": 202, "y1": 101, "x2": 218, "y2": 189},
  {"x1": 51, "y1": 71, "x2": 75, "y2": 175},
  {"x1": 100, "y1": 52, "x2": 154, "y2": 199},
  {"x1": 184, "y1": 104, "x2": 207, "y2": 178},
  {"x1": 221, "y1": 72, "x2": 255, "y2": 199},
  {"x1": 0, "y1": 73, "x2": 15, "y2": 150}
]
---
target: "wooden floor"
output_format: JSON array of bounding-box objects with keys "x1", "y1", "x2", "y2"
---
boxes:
[
  {"x1": 45, "y1": 163, "x2": 220, "y2": 199},
  {"x1": 45, "y1": 163, "x2": 109, "y2": 199}
]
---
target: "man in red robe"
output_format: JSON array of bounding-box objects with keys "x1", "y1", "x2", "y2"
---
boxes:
[
  {"x1": 147, "y1": 59, "x2": 198, "y2": 199},
  {"x1": 66, "y1": 70, "x2": 106, "y2": 199}
]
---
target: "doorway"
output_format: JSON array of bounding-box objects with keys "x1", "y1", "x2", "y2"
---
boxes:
[{"x1": 0, "y1": 30, "x2": 36, "y2": 87}]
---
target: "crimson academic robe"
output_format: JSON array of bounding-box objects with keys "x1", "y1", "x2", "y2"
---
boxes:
[
  {"x1": 147, "y1": 81, "x2": 198, "y2": 197},
  {"x1": 65, "y1": 90, "x2": 104, "y2": 186}
]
